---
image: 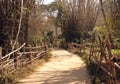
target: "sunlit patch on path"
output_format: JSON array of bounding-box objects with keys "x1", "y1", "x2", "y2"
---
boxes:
[{"x1": 18, "y1": 49, "x2": 90, "y2": 84}]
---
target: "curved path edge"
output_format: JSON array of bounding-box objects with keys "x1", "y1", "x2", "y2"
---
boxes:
[{"x1": 18, "y1": 49, "x2": 90, "y2": 84}]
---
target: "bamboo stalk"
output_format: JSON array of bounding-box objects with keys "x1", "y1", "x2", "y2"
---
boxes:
[
  {"x1": 12, "y1": 0, "x2": 24, "y2": 51},
  {"x1": 0, "y1": 43, "x2": 25, "y2": 61}
]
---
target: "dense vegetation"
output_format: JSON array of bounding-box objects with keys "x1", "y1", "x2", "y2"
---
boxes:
[
  {"x1": 0, "y1": 0, "x2": 120, "y2": 83},
  {"x1": 0, "y1": 0, "x2": 119, "y2": 52}
]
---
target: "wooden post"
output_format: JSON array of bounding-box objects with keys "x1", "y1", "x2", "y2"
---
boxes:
[
  {"x1": 0, "y1": 47, "x2": 2, "y2": 59},
  {"x1": 28, "y1": 44, "x2": 32, "y2": 64},
  {"x1": 29, "y1": 53, "x2": 32, "y2": 64},
  {"x1": 44, "y1": 45, "x2": 48, "y2": 58},
  {"x1": 14, "y1": 53, "x2": 18, "y2": 69},
  {"x1": 111, "y1": 61, "x2": 117, "y2": 84},
  {"x1": 45, "y1": 45, "x2": 48, "y2": 52}
]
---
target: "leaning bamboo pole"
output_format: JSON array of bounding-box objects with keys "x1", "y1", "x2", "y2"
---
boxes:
[{"x1": 12, "y1": 0, "x2": 24, "y2": 51}]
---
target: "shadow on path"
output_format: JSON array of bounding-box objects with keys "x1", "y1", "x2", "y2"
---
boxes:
[
  {"x1": 17, "y1": 49, "x2": 90, "y2": 84},
  {"x1": 18, "y1": 67, "x2": 88, "y2": 84}
]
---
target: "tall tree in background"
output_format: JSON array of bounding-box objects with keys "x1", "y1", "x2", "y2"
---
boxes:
[{"x1": 51, "y1": 0, "x2": 98, "y2": 43}]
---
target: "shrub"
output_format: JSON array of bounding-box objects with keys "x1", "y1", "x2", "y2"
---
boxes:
[{"x1": 0, "y1": 73, "x2": 15, "y2": 84}]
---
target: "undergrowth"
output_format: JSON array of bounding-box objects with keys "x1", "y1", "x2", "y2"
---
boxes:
[{"x1": 73, "y1": 51, "x2": 107, "y2": 84}]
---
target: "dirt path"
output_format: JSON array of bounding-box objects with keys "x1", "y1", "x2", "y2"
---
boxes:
[{"x1": 18, "y1": 49, "x2": 90, "y2": 84}]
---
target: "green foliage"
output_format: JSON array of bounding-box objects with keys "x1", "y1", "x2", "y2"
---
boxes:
[
  {"x1": 92, "y1": 76, "x2": 101, "y2": 84},
  {"x1": 93, "y1": 26, "x2": 111, "y2": 43},
  {"x1": 94, "y1": 26, "x2": 109, "y2": 37},
  {"x1": 115, "y1": 38, "x2": 120, "y2": 43},
  {"x1": 29, "y1": 35, "x2": 44, "y2": 46},
  {"x1": 0, "y1": 73, "x2": 15, "y2": 84},
  {"x1": 46, "y1": 31, "x2": 54, "y2": 47},
  {"x1": 113, "y1": 17, "x2": 120, "y2": 38},
  {"x1": 113, "y1": 38, "x2": 120, "y2": 49},
  {"x1": 104, "y1": 0, "x2": 120, "y2": 38},
  {"x1": 112, "y1": 49, "x2": 120, "y2": 58},
  {"x1": 54, "y1": 35, "x2": 68, "y2": 49}
]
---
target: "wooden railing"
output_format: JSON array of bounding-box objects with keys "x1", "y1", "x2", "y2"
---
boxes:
[
  {"x1": 0, "y1": 44, "x2": 48, "y2": 75},
  {"x1": 70, "y1": 42, "x2": 120, "y2": 83}
]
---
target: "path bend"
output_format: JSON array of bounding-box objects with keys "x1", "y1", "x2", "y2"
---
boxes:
[{"x1": 18, "y1": 49, "x2": 90, "y2": 84}]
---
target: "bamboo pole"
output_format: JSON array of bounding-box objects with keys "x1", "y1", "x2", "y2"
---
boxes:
[
  {"x1": 12, "y1": 0, "x2": 24, "y2": 51},
  {"x1": 114, "y1": 63, "x2": 120, "y2": 70}
]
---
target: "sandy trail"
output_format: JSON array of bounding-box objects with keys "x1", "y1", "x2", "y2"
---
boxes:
[{"x1": 18, "y1": 49, "x2": 90, "y2": 84}]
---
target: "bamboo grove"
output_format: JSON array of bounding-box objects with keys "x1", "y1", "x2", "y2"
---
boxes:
[
  {"x1": 53, "y1": 0, "x2": 98, "y2": 43},
  {"x1": 0, "y1": 0, "x2": 119, "y2": 55},
  {"x1": 0, "y1": 0, "x2": 44, "y2": 55}
]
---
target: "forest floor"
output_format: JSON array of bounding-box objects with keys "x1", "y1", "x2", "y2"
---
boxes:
[{"x1": 17, "y1": 48, "x2": 90, "y2": 84}]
